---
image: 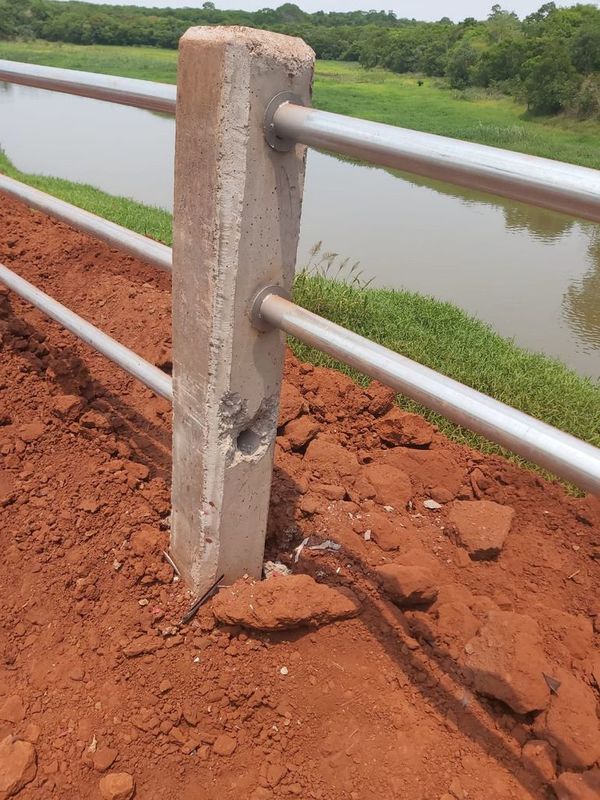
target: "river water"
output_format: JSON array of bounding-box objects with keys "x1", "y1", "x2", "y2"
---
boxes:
[{"x1": 1, "y1": 82, "x2": 598, "y2": 379}]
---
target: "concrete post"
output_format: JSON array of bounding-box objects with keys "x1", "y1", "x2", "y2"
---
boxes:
[{"x1": 171, "y1": 26, "x2": 314, "y2": 592}]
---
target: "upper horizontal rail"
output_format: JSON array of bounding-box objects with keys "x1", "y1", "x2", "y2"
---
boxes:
[
  {"x1": 0, "y1": 59, "x2": 176, "y2": 114},
  {"x1": 273, "y1": 102, "x2": 600, "y2": 224},
  {"x1": 3, "y1": 59, "x2": 600, "y2": 222},
  {"x1": 258, "y1": 292, "x2": 600, "y2": 496},
  {"x1": 0, "y1": 175, "x2": 172, "y2": 272},
  {"x1": 0, "y1": 261, "x2": 173, "y2": 401}
]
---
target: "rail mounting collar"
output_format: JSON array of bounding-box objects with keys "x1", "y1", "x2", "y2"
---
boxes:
[
  {"x1": 264, "y1": 92, "x2": 302, "y2": 152},
  {"x1": 250, "y1": 285, "x2": 289, "y2": 331}
]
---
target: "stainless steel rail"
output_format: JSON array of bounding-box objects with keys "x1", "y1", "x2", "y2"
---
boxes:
[
  {"x1": 0, "y1": 59, "x2": 176, "y2": 114},
  {"x1": 0, "y1": 175, "x2": 172, "y2": 272},
  {"x1": 258, "y1": 292, "x2": 600, "y2": 495},
  {"x1": 0, "y1": 262, "x2": 173, "y2": 401},
  {"x1": 272, "y1": 102, "x2": 600, "y2": 223}
]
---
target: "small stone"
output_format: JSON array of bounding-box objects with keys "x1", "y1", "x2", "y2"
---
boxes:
[
  {"x1": 80, "y1": 410, "x2": 111, "y2": 432},
  {"x1": 521, "y1": 739, "x2": 556, "y2": 782},
  {"x1": 18, "y1": 421, "x2": 45, "y2": 443},
  {"x1": 284, "y1": 416, "x2": 320, "y2": 450},
  {"x1": 553, "y1": 769, "x2": 600, "y2": 800},
  {"x1": 93, "y1": 747, "x2": 118, "y2": 773},
  {"x1": 0, "y1": 696, "x2": 25, "y2": 724},
  {"x1": 375, "y1": 564, "x2": 438, "y2": 607},
  {"x1": 304, "y1": 437, "x2": 359, "y2": 477},
  {"x1": 21, "y1": 724, "x2": 40, "y2": 744},
  {"x1": 158, "y1": 680, "x2": 172, "y2": 694},
  {"x1": 266, "y1": 763, "x2": 287, "y2": 787},
  {"x1": 0, "y1": 471, "x2": 15, "y2": 507},
  {"x1": 361, "y1": 463, "x2": 412, "y2": 507},
  {"x1": 69, "y1": 666, "x2": 85, "y2": 681},
  {"x1": 364, "y1": 511, "x2": 401, "y2": 551},
  {"x1": 99, "y1": 771, "x2": 135, "y2": 800},
  {"x1": 464, "y1": 611, "x2": 550, "y2": 714},
  {"x1": 429, "y1": 486, "x2": 454, "y2": 504},
  {"x1": 279, "y1": 666, "x2": 289, "y2": 676},
  {"x1": 122, "y1": 635, "x2": 162, "y2": 658},
  {"x1": 51, "y1": 394, "x2": 84, "y2": 421},
  {"x1": 447, "y1": 500, "x2": 515, "y2": 560},
  {"x1": 212, "y1": 734, "x2": 237, "y2": 757},
  {"x1": 0, "y1": 736, "x2": 37, "y2": 799},
  {"x1": 366, "y1": 382, "x2": 396, "y2": 416},
  {"x1": 251, "y1": 788, "x2": 273, "y2": 800},
  {"x1": 424, "y1": 499, "x2": 442, "y2": 510},
  {"x1": 373, "y1": 408, "x2": 434, "y2": 448}
]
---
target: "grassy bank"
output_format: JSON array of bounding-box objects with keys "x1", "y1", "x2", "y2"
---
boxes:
[
  {"x1": 2, "y1": 41, "x2": 600, "y2": 168},
  {"x1": 1, "y1": 150, "x2": 598, "y2": 463}
]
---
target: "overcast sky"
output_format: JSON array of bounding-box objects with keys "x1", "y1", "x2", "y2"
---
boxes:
[{"x1": 68, "y1": 0, "x2": 588, "y2": 22}]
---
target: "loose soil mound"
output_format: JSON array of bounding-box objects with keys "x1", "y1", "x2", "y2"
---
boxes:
[{"x1": 0, "y1": 195, "x2": 599, "y2": 800}]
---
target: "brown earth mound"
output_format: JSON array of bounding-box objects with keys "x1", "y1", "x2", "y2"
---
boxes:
[{"x1": 0, "y1": 194, "x2": 599, "y2": 800}]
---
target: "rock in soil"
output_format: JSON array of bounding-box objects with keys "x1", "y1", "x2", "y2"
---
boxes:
[
  {"x1": 447, "y1": 500, "x2": 515, "y2": 560},
  {"x1": 93, "y1": 747, "x2": 119, "y2": 772},
  {"x1": 99, "y1": 772, "x2": 135, "y2": 800},
  {"x1": 373, "y1": 408, "x2": 435, "y2": 448},
  {"x1": 464, "y1": 611, "x2": 550, "y2": 713},
  {"x1": 533, "y1": 668, "x2": 600, "y2": 769},
  {"x1": 375, "y1": 564, "x2": 438, "y2": 607},
  {"x1": 211, "y1": 574, "x2": 361, "y2": 630},
  {"x1": 0, "y1": 735, "x2": 36, "y2": 800},
  {"x1": 361, "y1": 463, "x2": 412, "y2": 507},
  {"x1": 521, "y1": 739, "x2": 557, "y2": 783},
  {"x1": 553, "y1": 769, "x2": 600, "y2": 800},
  {"x1": 0, "y1": 697, "x2": 24, "y2": 724}
]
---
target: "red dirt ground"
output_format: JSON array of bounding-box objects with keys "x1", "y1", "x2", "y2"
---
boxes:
[{"x1": 0, "y1": 194, "x2": 599, "y2": 800}]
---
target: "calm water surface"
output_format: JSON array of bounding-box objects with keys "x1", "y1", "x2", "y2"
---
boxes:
[{"x1": 1, "y1": 83, "x2": 598, "y2": 379}]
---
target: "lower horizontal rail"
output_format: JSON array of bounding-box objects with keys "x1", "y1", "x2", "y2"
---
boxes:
[
  {"x1": 0, "y1": 262, "x2": 173, "y2": 401},
  {"x1": 259, "y1": 292, "x2": 600, "y2": 496},
  {"x1": 0, "y1": 175, "x2": 172, "y2": 273}
]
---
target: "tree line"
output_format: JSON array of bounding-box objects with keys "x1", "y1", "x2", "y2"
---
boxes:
[{"x1": 2, "y1": 0, "x2": 600, "y2": 117}]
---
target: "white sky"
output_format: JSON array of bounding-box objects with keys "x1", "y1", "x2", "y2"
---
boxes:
[{"x1": 60, "y1": 1, "x2": 589, "y2": 22}]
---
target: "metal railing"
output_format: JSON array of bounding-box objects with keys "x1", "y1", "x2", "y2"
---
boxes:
[{"x1": 0, "y1": 30, "x2": 599, "y2": 589}]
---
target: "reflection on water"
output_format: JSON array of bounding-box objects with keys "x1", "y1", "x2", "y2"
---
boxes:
[
  {"x1": 0, "y1": 83, "x2": 598, "y2": 378},
  {"x1": 564, "y1": 230, "x2": 600, "y2": 353}
]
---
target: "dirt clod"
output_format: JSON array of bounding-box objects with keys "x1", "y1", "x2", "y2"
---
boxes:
[
  {"x1": 447, "y1": 500, "x2": 515, "y2": 559},
  {"x1": 464, "y1": 611, "x2": 551, "y2": 713},
  {"x1": 98, "y1": 772, "x2": 135, "y2": 800},
  {"x1": 553, "y1": 769, "x2": 600, "y2": 800},
  {"x1": 533, "y1": 668, "x2": 600, "y2": 769},
  {"x1": 212, "y1": 574, "x2": 361, "y2": 630},
  {"x1": 0, "y1": 736, "x2": 36, "y2": 799},
  {"x1": 375, "y1": 564, "x2": 438, "y2": 607}
]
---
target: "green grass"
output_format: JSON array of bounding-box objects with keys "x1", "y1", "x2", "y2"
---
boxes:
[
  {"x1": 0, "y1": 151, "x2": 173, "y2": 245},
  {"x1": 292, "y1": 268, "x2": 600, "y2": 464},
  {"x1": 2, "y1": 41, "x2": 600, "y2": 168},
  {"x1": 0, "y1": 41, "x2": 599, "y2": 471}
]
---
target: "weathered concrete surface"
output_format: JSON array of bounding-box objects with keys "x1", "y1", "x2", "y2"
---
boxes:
[{"x1": 171, "y1": 26, "x2": 314, "y2": 590}]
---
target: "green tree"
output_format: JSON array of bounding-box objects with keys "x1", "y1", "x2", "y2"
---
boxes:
[{"x1": 523, "y1": 41, "x2": 579, "y2": 113}]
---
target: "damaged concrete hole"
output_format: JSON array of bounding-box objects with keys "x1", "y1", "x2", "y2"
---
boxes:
[{"x1": 236, "y1": 427, "x2": 263, "y2": 456}]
